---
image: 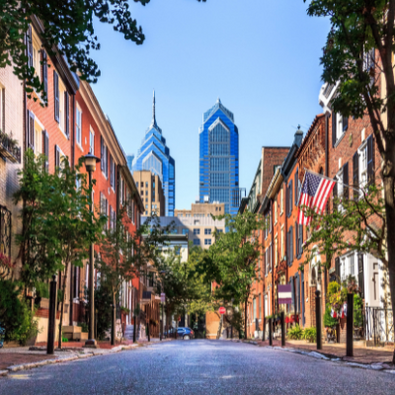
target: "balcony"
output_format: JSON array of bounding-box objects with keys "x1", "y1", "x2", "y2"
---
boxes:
[{"x1": 0, "y1": 132, "x2": 21, "y2": 163}]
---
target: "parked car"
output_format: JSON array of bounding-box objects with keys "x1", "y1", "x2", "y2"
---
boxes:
[{"x1": 177, "y1": 327, "x2": 194, "y2": 340}]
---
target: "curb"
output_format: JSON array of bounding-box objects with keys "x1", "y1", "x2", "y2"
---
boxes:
[{"x1": 2, "y1": 343, "x2": 139, "y2": 376}]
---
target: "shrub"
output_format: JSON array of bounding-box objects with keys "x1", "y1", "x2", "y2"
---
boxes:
[
  {"x1": 302, "y1": 327, "x2": 317, "y2": 343},
  {"x1": 323, "y1": 304, "x2": 338, "y2": 328},
  {"x1": 78, "y1": 322, "x2": 89, "y2": 333},
  {"x1": 288, "y1": 324, "x2": 303, "y2": 340},
  {"x1": 354, "y1": 294, "x2": 363, "y2": 328},
  {"x1": 0, "y1": 280, "x2": 39, "y2": 345}
]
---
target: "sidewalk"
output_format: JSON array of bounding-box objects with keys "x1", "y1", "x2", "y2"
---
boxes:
[
  {"x1": 240, "y1": 338, "x2": 394, "y2": 365},
  {"x1": 0, "y1": 338, "x2": 169, "y2": 376}
]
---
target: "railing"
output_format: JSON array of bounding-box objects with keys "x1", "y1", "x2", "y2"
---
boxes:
[
  {"x1": 0, "y1": 132, "x2": 21, "y2": 163},
  {"x1": 365, "y1": 307, "x2": 394, "y2": 345}
]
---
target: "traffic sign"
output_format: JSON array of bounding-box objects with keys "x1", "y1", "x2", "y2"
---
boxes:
[
  {"x1": 160, "y1": 293, "x2": 166, "y2": 303},
  {"x1": 219, "y1": 307, "x2": 226, "y2": 315}
]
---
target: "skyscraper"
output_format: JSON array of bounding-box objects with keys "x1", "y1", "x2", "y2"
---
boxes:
[
  {"x1": 132, "y1": 92, "x2": 175, "y2": 216},
  {"x1": 199, "y1": 98, "x2": 241, "y2": 216}
]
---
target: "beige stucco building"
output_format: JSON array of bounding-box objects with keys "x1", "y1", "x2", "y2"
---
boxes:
[{"x1": 133, "y1": 170, "x2": 165, "y2": 216}]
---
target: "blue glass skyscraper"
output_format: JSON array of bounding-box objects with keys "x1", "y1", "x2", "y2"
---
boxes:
[
  {"x1": 199, "y1": 99, "x2": 240, "y2": 216},
  {"x1": 132, "y1": 92, "x2": 175, "y2": 216}
]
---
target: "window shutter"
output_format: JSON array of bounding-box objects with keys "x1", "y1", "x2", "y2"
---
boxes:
[
  {"x1": 42, "y1": 130, "x2": 49, "y2": 171},
  {"x1": 335, "y1": 257, "x2": 340, "y2": 283},
  {"x1": 299, "y1": 224, "x2": 303, "y2": 254},
  {"x1": 332, "y1": 112, "x2": 337, "y2": 147},
  {"x1": 296, "y1": 275, "x2": 300, "y2": 313},
  {"x1": 343, "y1": 162, "x2": 349, "y2": 200},
  {"x1": 358, "y1": 253, "x2": 364, "y2": 298},
  {"x1": 333, "y1": 176, "x2": 338, "y2": 210},
  {"x1": 367, "y1": 135, "x2": 375, "y2": 185},
  {"x1": 64, "y1": 91, "x2": 69, "y2": 137},
  {"x1": 295, "y1": 170, "x2": 298, "y2": 205},
  {"x1": 269, "y1": 245, "x2": 272, "y2": 271},
  {"x1": 54, "y1": 71, "x2": 59, "y2": 122},
  {"x1": 295, "y1": 221, "x2": 298, "y2": 257},
  {"x1": 353, "y1": 151, "x2": 359, "y2": 199},
  {"x1": 41, "y1": 51, "x2": 48, "y2": 96},
  {"x1": 290, "y1": 227, "x2": 293, "y2": 263},
  {"x1": 55, "y1": 145, "x2": 60, "y2": 168},
  {"x1": 290, "y1": 180, "x2": 293, "y2": 210},
  {"x1": 100, "y1": 136, "x2": 104, "y2": 171},
  {"x1": 286, "y1": 184, "x2": 289, "y2": 217},
  {"x1": 26, "y1": 111, "x2": 35, "y2": 150},
  {"x1": 342, "y1": 116, "x2": 349, "y2": 131},
  {"x1": 291, "y1": 277, "x2": 295, "y2": 311},
  {"x1": 27, "y1": 25, "x2": 33, "y2": 68}
]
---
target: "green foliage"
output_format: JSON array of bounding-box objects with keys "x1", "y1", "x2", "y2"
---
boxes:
[
  {"x1": 324, "y1": 304, "x2": 338, "y2": 328},
  {"x1": 302, "y1": 327, "x2": 317, "y2": 343},
  {"x1": 287, "y1": 324, "x2": 304, "y2": 340},
  {"x1": 0, "y1": 280, "x2": 38, "y2": 344},
  {"x1": 34, "y1": 281, "x2": 49, "y2": 299},
  {"x1": 354, "y1": 294, "x2": 363, "y2": 328},
  {"x1": 62, "y1": 337, "x2": 68, "y2": 343},
  {"x1": 78, "y1": 322, "x2": 89, "y2": 333}
]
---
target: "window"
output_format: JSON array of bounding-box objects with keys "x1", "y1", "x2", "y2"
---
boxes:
[
  {"x1": 204, "y1": 239, "x2": 212, "y2": 245},
  {"x1": 280, "y1": 188, "x2": 284, "y2": 214},
  {"x1": 146, "y1": 182, "x2": 148, "y2": 188},
  {"x1": 182, "y1": 228, "x2": 189, "y2": 235},
  {"x1": 100, "y1": 193, "x2": 108, "y2": 229},
  {"x1": 204, "y1": 228, "x2": 212, "y2": 235},
  {"x1": 339, "y1": 253, "x2": 357, "y2": 282},
  {"x1": 193, "y1": 239, "x2": 200, "y2": 246},
  {"x1": 334, "y1": 162, "x2": 349, "y2": 210},
  {"x1": 275, "y1": 237, "x2": 278, "y2": 267},
  {"x1": 218, "y1": 229, "x2": 223, "y2": 233},
  {"x1": 76, "y1": 106, "x2": 82, "y2": 147},
  {"x1": 287, "y1": 180, "x2": 293, "y2": 217},
  {"x1": 100, "y1": 136, "x2": 108, "y2": 177},
  {"x1": 141, "y1": 190, "x2": 143, "y2": 196},
  {"x1": 253, "y1": 298, "x2": 256, "y2": 321},
  {"x1": 332, "y1": 112, "x2": 349, "y2": 146},
  {"x1": 89, "y1": 129, "x2": 95, "y2": 154},
  {"x1": 259, "y1": 294, "x2": 262, "y2": 319},
  {"x1": 274, "y1": 200, "x2": 278, "y2": 224},
  {"x1": 110, "y1": 155, "x2": 115, "y2": 189},
  {"x1": 288, "y1": 226, "x2": 293, "y2": 265},
  {"x1": 193, "y1": 229, "x2": 200, "y2": 235}
]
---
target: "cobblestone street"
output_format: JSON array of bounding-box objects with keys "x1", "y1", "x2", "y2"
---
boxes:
[{"x1": 1, "y1": 340, "x2": 395, "y2": 395}]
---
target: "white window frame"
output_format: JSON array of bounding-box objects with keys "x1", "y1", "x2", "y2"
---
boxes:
[
  {"x1": 76, "y1": 105, "x2": 82, "y2": 149},
  {"x1": 89, "y1": 128, "x2": 95, "y2": 155},
  {"x1": 359, "y1": 140, "x2": 368, "y2": 191},
  {"x1": 340, "y1": 252, "x2": 357, "y2": 282}
]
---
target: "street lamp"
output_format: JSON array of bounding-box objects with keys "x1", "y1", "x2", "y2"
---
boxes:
[
  {"x1": 160, "y1": 270, "x2": 166, "y2": 341},
  {"x1": 82, "y1": 152, "x2": 100, "y2": 348}
]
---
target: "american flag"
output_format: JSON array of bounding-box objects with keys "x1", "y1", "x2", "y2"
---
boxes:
[{"x1": 297, "y1": 171, "x2": 336, "y2": 226}]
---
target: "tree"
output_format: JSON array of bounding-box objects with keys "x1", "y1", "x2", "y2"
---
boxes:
[
  {"x1": 0, "y1": 0, "x2": 206, "y2": 100},
  {"x1": 304, "y1": 0, "x2": 395, "y2": 362},
  {"x1": 201, "y1": 210, "x2": 265, "y2": 339},
  {"x1": 14, "y1": 150, "x2": 106, "y2": 348}
]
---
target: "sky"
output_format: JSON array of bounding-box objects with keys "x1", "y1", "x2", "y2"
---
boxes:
[{"x1": 91, "y1": 0, "x2": 331, "y2": 210}]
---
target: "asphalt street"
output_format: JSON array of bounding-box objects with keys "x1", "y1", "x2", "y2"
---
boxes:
[{"x1": 1, "y1": 340, "x2": 394, "y2": 395}]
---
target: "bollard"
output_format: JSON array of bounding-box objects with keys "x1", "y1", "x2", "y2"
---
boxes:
[
  {"x1": 47, "y1": 275, "x2": 57, "y2": 355},
  {"x1": 111, "y1": 304, "x2": 115, "y2": 345},
  {"x1": 269, "y1": 318, "x2": 273, "y2": 346},
  {"x1": 281, "y1": 312, "x2": 285, "y2": 347},
  {"x1": 262, "y1": 317, "x2": 266, "y2": 341},
  {"x1": 346, "y1": 293, "x2": 354, "y2": 357},
  {"x1": 95, "y1": 309, "x2": 98, "y2": 340},
  {"x1": 315, "y1": 290, "x2": 322, "y2": 350},
  {"x1": 133, "y1": 316, "x2": 136, "y2": 343}
]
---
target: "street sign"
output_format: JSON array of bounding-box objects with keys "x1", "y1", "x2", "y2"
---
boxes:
[
  {"x1": 219, "y1": 307, "x2": 226, "y2": 315},
  {"x1": 278, "y1": 284, "x2": 292, "y2": 304},
  {"x1": 160, "y1": 293, "x2": 166, "y2": 303}
]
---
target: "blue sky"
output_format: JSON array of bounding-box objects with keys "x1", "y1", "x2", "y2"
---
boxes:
[{"x1": 91, "y1": 0, "x2": 330, "y2": 210}]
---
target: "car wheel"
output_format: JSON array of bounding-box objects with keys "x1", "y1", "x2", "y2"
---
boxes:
[{"x1": 184, "y1": 335, "x2": 190, "y2": 340}]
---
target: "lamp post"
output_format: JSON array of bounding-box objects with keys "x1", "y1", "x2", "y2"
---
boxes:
[
  {"x1": 82, "y1": 152, "x2": 100, "y2": 348},
  {"x1": 160, "y1": 270, "x2": 166, "y2": 341}
]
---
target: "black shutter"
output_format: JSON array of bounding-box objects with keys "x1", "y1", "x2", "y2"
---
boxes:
[
  {"x1": 41, "y1": 51, "x2": 48, "y2": 96},
  {"x1": 295, "y1": 170, "x2": 298, "y2": 205},
  {"x1": 335, "y1": 257, "x2": 340, "y2": 283},
  {"x1": 353, "y1": 151, "x2": 359, "y2": 199},
  {"x1": 367, "y1": 135, "x2": 375, "y2": 186},
  {"x1": 64, "y1": 91, "x2": 69, "y2": 137},
  {"x1": 333, "y1": 176, "x2": 338, "y2": 210},
  {"x1": 100, "y1": 136, "x2": 104, "y2": 171},
  {"x1": 286, "y1": 184, "x2": 289, "y2": 217},
  {"x1": 290, "y1": 180, "x2": 293, "y2": 211},
  {"x1": 343, "y1": 162, "x2": 349, "y2": 200},
  {"x1": 26, "y1": 111, "x2": 35, "y2": 150},
  {"x1": 290, "y1": 226, "x2": 293, "y2": 264},
  {"x1": 358, "y1": 253, "x2": 364, "y2": 298},
  {"x1": 54, "y1": 71, "x2": 59, "y2": 122},
  {"x1": 263, "y1": 249, "x2": 266, "y2": 276},
  {"x1": 332, "y1": 112, "x2": 337, "y2": 147},
  {"x1": 295, "y1": 221, "x2": 298, "y2": 258},
  {"x1": 27, "y1": 25, "x2": 33, "y2": 68},
  {"x1": 299, "y1": 224, "x2": 303, "y2": 254},
  {"x1": 42, "y1": 130, "x2": 49, "y2": 171},
  {"x1": 55, "y1": 145, "x2": 60, "y2": 168},
  {"x1": 343, "y1": 116, "x2": 349, "y2": 131},
  {"x1": 291, "y1": 277, "x2": 295, "y2": 311}
]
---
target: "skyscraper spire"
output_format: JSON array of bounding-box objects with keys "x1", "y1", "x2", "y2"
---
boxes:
[{"x1": 152, "y1": 90, "x2": 156, "y2": 127}]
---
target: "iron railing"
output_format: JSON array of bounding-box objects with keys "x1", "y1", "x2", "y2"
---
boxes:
[
  {"x1": 0, "y1": 132, "x2": 21, "y2": 163},
  {"x1": 365, "y1": 307, "x2": 394, "y2": 346}
]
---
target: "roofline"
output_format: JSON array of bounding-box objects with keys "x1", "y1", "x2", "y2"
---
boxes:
[{"x1": 296, "y1": 114, "x2": 325, "y2": 158}]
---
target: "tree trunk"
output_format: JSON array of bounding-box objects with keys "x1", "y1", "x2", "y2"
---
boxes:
[
  {"x1": 58, "y1": 262, "x2": 69, "y2": 349},
  {"x1": 111, "y1": 290, "x2": 116, "y2": 345},
  {"x1": 383, "y1": 172, "x2": 395, "y2": 364}
]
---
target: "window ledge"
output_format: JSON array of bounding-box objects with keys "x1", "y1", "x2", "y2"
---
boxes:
[
  {"x1": 334, "y1": 131, "x2": 346, "y2": 148},
  {"x1": 77, "y1": 143, "x2": 84, "y2": 152}
]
